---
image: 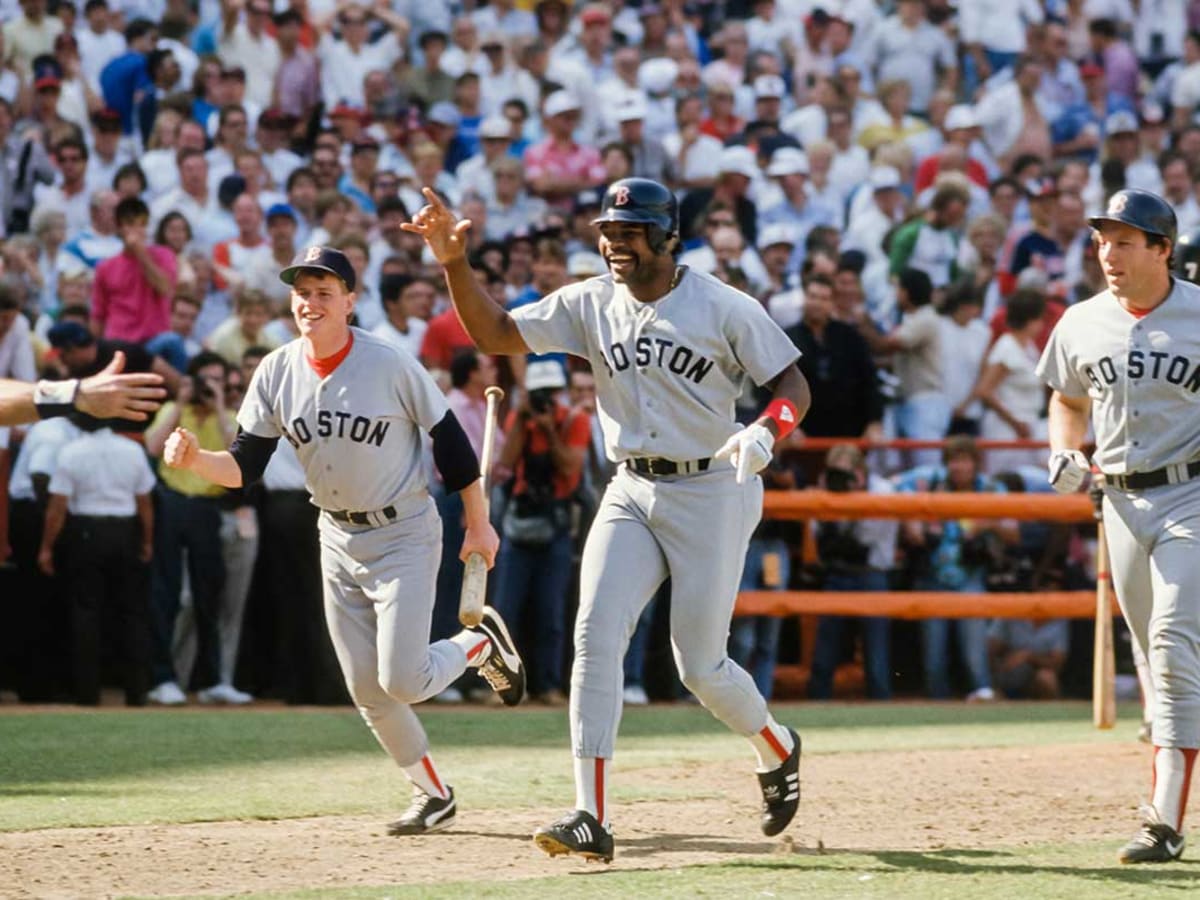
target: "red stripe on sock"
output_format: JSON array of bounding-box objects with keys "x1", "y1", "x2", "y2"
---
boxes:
[
  {"x1": 422, "y1": 755, "x2": 446, "y2": 799},
  {"x1": 1178, "y1": 748, "x2": 1199, "y2": 830},
  {"x1": 595, "y1": 758, "x2": 604, "y2": 825},
  {"x1": 761, "y1": 726, "x2": 788, "y2": 763},
  {"x1": 466, "y1": 637, "x2": 489, "y2": 661}
]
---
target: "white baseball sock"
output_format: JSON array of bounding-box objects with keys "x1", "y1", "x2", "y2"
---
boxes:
[
  {"x1": 404, "y1": 753, "x2": 450, "y2": 800},
  {"x1": 574, "y1": 756, "x2": 610, "y2": 827},
  {"x1": 450, "y1": 630, "x2": 490, "y2": 668},
  {"x1": 1152, "y1": 746, "x2": 1199, "y2": 831},
  {"x1": 749, "y1": 716, "x2": 795, "y2": 772}
]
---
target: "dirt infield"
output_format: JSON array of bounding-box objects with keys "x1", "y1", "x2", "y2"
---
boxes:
[{"x1": 0, "y1": 739, "x2": 1148, "y2": 898}]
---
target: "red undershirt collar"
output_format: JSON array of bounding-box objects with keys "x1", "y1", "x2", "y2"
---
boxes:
[{"x1": 306, "y1": 333, "x2": 353, "y2": 377}]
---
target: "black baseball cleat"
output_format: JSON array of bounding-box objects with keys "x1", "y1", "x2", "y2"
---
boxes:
[
  {"x1": 474, "y1": 606, "x2": 526, "y2": 706},
  {"x1": 757, "y1": 728, "x2": 801, "y2": 837},
  {"x1": 533, "y1": 810, "x2": 614, "y2": 863},
  {"x1": 387, "y1": 787, "x2": 456, "y2": 835},
  {"x1": 1118, "y1": 807, "x2": 1185, "y2": 863}
]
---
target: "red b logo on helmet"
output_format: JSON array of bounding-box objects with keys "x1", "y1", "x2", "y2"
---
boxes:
[{"x1": 613, "y1": 186, "x2": 631, "y2": 207}]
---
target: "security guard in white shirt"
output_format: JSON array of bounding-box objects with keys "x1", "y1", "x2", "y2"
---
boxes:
[
  {"x1": 6, "y1": 417, "x2": 80, "y2": 701},
  {"x1": 38, "y1": 421, "x2": 156, "y2": 706}
]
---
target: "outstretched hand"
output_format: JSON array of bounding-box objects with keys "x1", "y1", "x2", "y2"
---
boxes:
[
  {"x1": 399, "y1": 187, "x2": 473, "y2": 265},
  {"x1": 74, "y1": 350, "x2": 166, "y2": 421}
]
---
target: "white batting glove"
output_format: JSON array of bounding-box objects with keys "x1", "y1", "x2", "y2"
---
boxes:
[
  {"x1": 1047, "y1": 449, "x2": 1090, "y2": 493},
  {"x1": 714, "y1": 423, "x2": 774, "y2": 484}
]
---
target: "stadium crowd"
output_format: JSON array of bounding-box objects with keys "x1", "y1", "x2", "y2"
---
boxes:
[{"x1": 0, "y1": 0, "x2": 1173, "y2": 708}]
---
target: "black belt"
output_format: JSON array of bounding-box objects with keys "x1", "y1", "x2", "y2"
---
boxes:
[
  {"x1": 626, "y1": 457, "x2": 711, "y2": 477},
  {"x1": 1106, "y1": 460, "x2": 1200, "y2": 491},
  {"x1": 327, "y1": 505, "x2": 397, "y2": 526}
]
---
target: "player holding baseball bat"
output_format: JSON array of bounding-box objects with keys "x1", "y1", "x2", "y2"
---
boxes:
[{"x1": 160, "y1": 246, "x2": 525, "y2": 836}]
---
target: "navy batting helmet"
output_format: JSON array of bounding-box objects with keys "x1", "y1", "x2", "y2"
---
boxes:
[
  {"x1": 1087, "y1": 188, "x2": 1177, "y2": 243},
  {"x1": 1174, "y1": 226, "x2": 1200, "y2": 283},
  {"x1": 591, "y1": 177, "x2": 679, "y2": 254}
]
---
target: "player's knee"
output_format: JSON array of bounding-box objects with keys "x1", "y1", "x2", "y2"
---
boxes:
[
  {"x1": 378, "y1": 662, "x2": 431, "y2": 704},
  {"x1": 677, "y1": 659, "x2": 726, "y2": 698}
]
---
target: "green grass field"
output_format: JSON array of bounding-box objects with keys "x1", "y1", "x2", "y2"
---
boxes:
[{"x1": 2, "y1": 702, "x2": 1198, "y2": 898}]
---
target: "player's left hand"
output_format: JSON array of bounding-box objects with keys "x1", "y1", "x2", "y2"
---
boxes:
[
  {"x1": 461, "y1": 519, "x2": 500, "y2": 569},
  {"x1": 714, "y1": 423, "x2": 774, "y2": 484}
]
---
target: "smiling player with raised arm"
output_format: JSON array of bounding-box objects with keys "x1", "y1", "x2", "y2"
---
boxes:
[
  {"x1": 404, "y1": 180, "x2": 812, "y2": 862},
  {"x1": 162, "y1": 246, "x2": 525, "y2": 836}
]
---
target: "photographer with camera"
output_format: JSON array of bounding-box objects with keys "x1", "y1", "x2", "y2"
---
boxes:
[
  {"x1": 808, "y1": 444, "x2": 900, "y2": 700},
  {"x1": 143, "y1": 351, "x2": 236, "y2": 705},
  {"x1": 895, "y1": 436, "x2": 1019, "y2": 701},
  {"x1": 492, "y1": 360, "x2": 590, "y2": 706}
]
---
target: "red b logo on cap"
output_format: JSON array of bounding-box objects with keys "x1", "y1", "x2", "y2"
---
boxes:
[{"x1": 613, "y1": 186, "x2": 631, "y2": 207}]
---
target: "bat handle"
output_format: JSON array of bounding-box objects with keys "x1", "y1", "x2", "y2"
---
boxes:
[{"x1": 459, "y1": 552, "x2": 487, "y2": 628}]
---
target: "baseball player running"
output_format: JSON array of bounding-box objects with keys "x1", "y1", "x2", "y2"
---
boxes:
[
  {"x1": 404, "y1": 180, "x2": 811, "y2": 862},
  {"x1": 1039, "y1": 189, "x2": 1199, "y2": 863},
  {"x1": 162, "y1": 247, "x2": 526, "y2": 835},
  {"x1": 0, "y1": 353, "x2": 165, "y2": 425}
]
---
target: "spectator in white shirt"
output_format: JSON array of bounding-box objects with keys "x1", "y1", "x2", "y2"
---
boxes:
[
  {"x1": 317, "y1": 2, "x2": 405, "y2": 110},
  {"x1": 217, "y1": 0, "x2": 280, "y2": 110},
  {"x1": 76, "y1": 0, "x2": 126, "y2": 93},
  {"x1": 0, "y1": 278, "x2": 36, "y2": 383},
  {"x1": 372, "y1": 273, "x2": 431, "y2": 359},
  {"x1": 870, "y1": 0, "x2": 957, "y2": 115}
]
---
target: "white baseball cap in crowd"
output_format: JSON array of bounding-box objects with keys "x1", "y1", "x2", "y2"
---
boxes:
[
  {"x1": 567, "y1": 251, "x2": 607, "y2": 277},
  {"x1": 638, "y1": 57, "x2": 679, "y2": 94},
  {"x1": 765, "y1": 146, "x2": 809, "y2": 177},
  {"x1": 525, "y1": 360, "x2": 567, "y2": 391},
  {"x1": 869, "y1": 165, "x2": 902, "y2": 191},
  {"x1": 753, "y1": 74, "x2": 786, "y2": 100},
  {"x1": 615, "y1": 97, "x2": 649, "y2": 122},
  {"x1": 718, "y1": 144, "x2": 761, "y2": 178},
  {"x1": 1105, "y1": 110, "x2": 1139, "y2": 135},
  {"x1": 479, "y1": 115, "x2": 512, "y2": 140},
  {"x1": 757, "y1": 222, "x2": 797, "y2": 250},
  {"x1": 943, "y1": 104, "x2": 979, "y2": 132},
  {"x1": 544, "y1": 90, "x2": 582, "y2": 118}
]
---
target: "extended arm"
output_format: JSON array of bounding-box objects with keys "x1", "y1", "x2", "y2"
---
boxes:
[
  {"x1": 402, "y1": 187, "x2": 530, "y2": 355},
  {"x1": 1047, "y1": 390, "x2": 1091, "y2": 451},
  {"x1": 0, "y1": 352, "x2": 165, "y2": 426}
]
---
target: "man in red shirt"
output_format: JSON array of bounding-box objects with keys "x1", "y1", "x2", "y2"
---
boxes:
[
  {"x1": 91, "y1": 197, "x2": 177, "y2": 343},
  {"x1": 523, "y1": 90, "x2": 606, "y2": 212},
  {"x1": 212, "y1": 193, "x2": 270, "y2": 291}
]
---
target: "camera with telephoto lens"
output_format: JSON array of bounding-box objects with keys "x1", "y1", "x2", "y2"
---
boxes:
[
  {"x1": 824, "y1": 466, "x2": 858, "y2": 493},
  {"x1": 189, "y1": 375, "x2": 217, "y2": 403},
  {"x1": 528, "y1": 388, "x2": 557, "y2": 415}
]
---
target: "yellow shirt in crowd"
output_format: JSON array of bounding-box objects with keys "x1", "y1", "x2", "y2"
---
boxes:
[{"x1": 152, "y1": 402, "x2": 234, "y2": 498}]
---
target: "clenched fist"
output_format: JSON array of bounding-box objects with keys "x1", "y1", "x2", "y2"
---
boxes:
[
  {"x1": 714, "y1": 423, "x2": 774, "y2": 484},
  {"x1": 1047, "y1": 449, "x2": 1090, "y2": 493},
  {"x1": 164, "y1": 427, "x2": 199, "y2": 469}
]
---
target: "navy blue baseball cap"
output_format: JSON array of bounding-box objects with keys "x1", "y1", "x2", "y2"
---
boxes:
[
  {"x1": 280, "y1": 246, "x2": 357, "y2": 292},
  {"x1": 48, "y1": 321, "x2": 95, "y2": 349}
]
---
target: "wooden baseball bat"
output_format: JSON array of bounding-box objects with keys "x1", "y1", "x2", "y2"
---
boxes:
[
  {"x1": 1093, "y1": 517, "x2": 1117, "y2": 729},
  {"x1": 458, "y1": 385, "x2": 504, "y2": 628}
]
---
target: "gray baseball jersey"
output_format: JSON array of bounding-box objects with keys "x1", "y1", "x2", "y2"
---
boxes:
[
  {"x1": 511, "y1": 268, "x2": 801, "y2": 462},
  {"x1": 238, "y1": 327, "x2": 449, "y2": 512},
  {"x1": 1037, "y1": 280, "x2": 1200, "y2": 474}
]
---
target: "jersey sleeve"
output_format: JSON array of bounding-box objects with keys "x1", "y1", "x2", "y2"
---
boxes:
[
  {"x1": 1036, "y1": 317, "x2": 1087, "y2": 397},
  {"x1": 509, "y1": 286, "x2": 589, "y2": 357},
  {"x1": 237, "y1": 354, "x2": 283, "y2": 438},
  {"x1": 131, "y1": 445, "x2": 157, "y2": 495},
  {"x1": 395, "y1": 350, "x2": 452, "y2": 430},
  {"x1": 987, "y1": 333, "x2": 1023, "y2": 370},
  {"x1": 725, "y1": 291, "x2": 802, "y2": 387}
]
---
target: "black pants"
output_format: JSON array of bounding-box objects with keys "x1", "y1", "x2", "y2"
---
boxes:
[
  {"x1": 150, "y1": 486, "x2": 225, "y2": 688},
  {"x1": 261, "y1": 490, "x2": 346, "y2": 704},
  {"x1": 61, "y1": 515, "x2": 150, "y2": 705},
  {"x1": 7, "y1": 498, "x2": 71, "y2": 701}
]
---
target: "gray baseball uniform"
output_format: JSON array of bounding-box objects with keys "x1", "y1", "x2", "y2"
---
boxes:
[
  {"x1": 511, "y1": 267, "x2": 800, "y2": 758},
  {"x1": 238, "y1": 328, "x2": 473, "y2": 766},
  {"x1": 1038, "y1": 281, "x2": 1200, "y2": 748}
]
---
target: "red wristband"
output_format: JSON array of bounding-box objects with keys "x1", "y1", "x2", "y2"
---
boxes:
[{"x1": 763, "y1": 398, "x2": 799, "y2": 439}]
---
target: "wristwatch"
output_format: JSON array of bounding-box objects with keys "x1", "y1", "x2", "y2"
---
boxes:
[{"x1": 33, "y1": 378, "x2": 79, "y2": 419}]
